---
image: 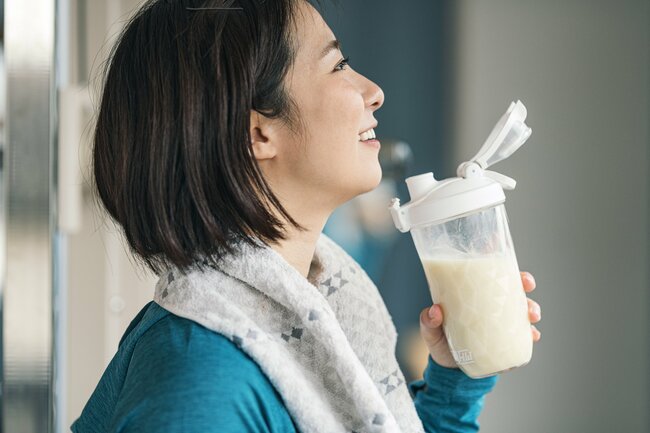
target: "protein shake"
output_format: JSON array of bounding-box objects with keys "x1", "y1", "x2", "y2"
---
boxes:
[{"x1": 421, "y1": 255, "x2": 532, "y2": 378}]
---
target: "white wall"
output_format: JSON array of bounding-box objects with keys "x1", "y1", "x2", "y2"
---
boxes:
[
  {"x1": 65, "y1": 0, "x2": 156, "y2": 428},
  {"x1": 450, "y1": 1, "x2": 649, "y2": 431}
]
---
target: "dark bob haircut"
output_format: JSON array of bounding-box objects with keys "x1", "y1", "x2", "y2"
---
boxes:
[{"x1": 92, "y1": 0, "x2": 328, "y2": 276}]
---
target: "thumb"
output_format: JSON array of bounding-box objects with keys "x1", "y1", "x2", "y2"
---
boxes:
[
  {"x1": 419, "y1": 304, "x2": 446, "y2": 349},
  {"x1": 419, "y1": 304, "x2": 458, "y2": 369},
  {"x1": 420, "y1": 304, "x2": 444, "y2": 330}
]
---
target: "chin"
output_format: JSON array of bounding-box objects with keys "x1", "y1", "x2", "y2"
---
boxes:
[
  {"x1": 335, "y1": 163, "x2": 383, "y2": 206},
  {"x1": 356, "y1": 164, "x2": 383, "y2": 196}
]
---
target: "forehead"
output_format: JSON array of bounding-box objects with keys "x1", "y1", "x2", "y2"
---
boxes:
[{"x1": 292, "y1": 2, "x2": 336, "y2": 62}]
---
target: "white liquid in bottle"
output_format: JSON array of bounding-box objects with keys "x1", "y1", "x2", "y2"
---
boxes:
[{"x1": 422, "y1": 255, "x2": 533, "y2": 378}]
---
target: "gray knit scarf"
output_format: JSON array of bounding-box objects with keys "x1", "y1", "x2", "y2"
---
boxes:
[{"x1": 153, "y1": 233, "x2": 424, "y2": 433}]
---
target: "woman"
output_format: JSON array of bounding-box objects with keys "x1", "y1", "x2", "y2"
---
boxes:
[{"x1": 73, "y1": 0, "x2": 542, "y2": 432}]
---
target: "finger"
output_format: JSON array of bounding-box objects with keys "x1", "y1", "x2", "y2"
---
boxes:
[
  {"x1": 527, "y1": 298, "x2": 541, "y2": 323},
  {"x1": 520, "y1": 271, "x2": 536, "y2": 293},
  {"x1": 420, "y1": 304, "x2": 443, "y2": 329},
  {"x1": 419, "y1": 306, "x2": 446, "y2": 348},
  {"x1": 531, "y1": 324, "x2": 541, "y2": 342}
]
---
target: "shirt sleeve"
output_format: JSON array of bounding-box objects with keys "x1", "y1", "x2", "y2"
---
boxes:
[
  {"x1": 109, "y1": 315, "x2": 298, "y2": 433},
  {"x1": 408, "y1": 356, "x2": 499, "y2": 433}
]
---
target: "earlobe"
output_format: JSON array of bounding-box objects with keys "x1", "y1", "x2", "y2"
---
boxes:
[{"x1": 249, "y1": 111, "x2": 277, "y2": 161}]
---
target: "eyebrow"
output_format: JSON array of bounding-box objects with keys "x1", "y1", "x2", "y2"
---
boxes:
[{"x1": 320, "y1": 39, "x2": 342, "y2": 59}]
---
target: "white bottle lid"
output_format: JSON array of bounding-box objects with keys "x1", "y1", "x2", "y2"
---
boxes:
[{"x1": 390, "y1": 100, "x2": 532, "y2": 233}]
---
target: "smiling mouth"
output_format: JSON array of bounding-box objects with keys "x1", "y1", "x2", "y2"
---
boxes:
[{"x1": 359, "y1": 128, "x2": 377, "y2": 141}]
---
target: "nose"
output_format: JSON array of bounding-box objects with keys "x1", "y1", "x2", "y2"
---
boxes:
[{"x1": 364, "y1": 77, "x2": 385, "y2": 112}]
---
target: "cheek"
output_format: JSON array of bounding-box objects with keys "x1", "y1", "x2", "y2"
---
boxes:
[
  {"x1": 291, "y1": 81, "x2": 368, "y2": 170},
  {"x1": 307, "y1": 80, "x2": 363, "y2": 128}
]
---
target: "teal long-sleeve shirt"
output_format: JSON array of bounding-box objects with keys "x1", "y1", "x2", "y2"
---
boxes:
[{"x1": 71, "y1": 301, "x2": 498, "y2": 433}]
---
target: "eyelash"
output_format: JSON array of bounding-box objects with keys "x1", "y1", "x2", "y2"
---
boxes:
[{"x1": 334, "y1": 56, "x2": 350, "y2": 72}]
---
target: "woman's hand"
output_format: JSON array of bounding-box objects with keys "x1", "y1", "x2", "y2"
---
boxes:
[{"x1": 419, "y1": 271, "x2": 542, "y2": 369}]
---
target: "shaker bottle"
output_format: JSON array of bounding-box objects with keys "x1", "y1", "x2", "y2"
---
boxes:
[{"x1": 389, "y1": 100, "x2": 533, "y2": 378}]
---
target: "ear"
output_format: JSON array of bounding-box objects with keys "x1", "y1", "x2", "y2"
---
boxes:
[{"x1": 249, "y1": 110, "x2": 278, "y2": 161}]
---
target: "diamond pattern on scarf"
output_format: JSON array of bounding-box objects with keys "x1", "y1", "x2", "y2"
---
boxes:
[
  {"x1": 379, "y1": 370, "x2": 405, "y2": 395},
  {"x1": 326, "y1": 270, "x2": 398, "y2": 366},
  {"x1": 372, "y1": 413, "x2": 387, "y2": 425},
  {"x1": 281, "y1": 327, "x2": 304, "y2": 342},
  {"x1": 308, "y1": 309, "x2": 321, "y2": 321},
  {"x1": 232, "y1": 329, "x2": 260, "y2": 349},
  {"x1": 320, "y1": 270, "x2": 349, "y2": 296}
]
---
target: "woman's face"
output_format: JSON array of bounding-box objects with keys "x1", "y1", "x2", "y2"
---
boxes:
[{"x1": 254, "y1": 1, "x2": 385, "y2": 213}]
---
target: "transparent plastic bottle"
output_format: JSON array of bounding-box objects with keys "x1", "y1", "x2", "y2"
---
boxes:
[{"x1": 390, "y1": 101, "x2": 534, "y2": 378}]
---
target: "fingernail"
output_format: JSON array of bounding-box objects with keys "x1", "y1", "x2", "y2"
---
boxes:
[
  {"x1": 529, "y1": 304, "x2": 540, "y2": 318},
  {"x1": 428, "y1": 306, "x2": 437, "y2": 320},
  {"x1": 526, "y1": 273, "x2": 536, "y2": 285}
]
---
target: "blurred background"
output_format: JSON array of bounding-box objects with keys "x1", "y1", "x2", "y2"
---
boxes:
[{"x1": 1, "y1": 0, "x2": 648, "y2": 432}]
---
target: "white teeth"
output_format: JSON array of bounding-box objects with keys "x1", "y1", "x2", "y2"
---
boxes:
[{"x1": 359, "y1": 128, "x2": 376, "y2": 141}]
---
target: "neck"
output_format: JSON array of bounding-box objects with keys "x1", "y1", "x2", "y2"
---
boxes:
[{"x1": 269, "y1": 211, "x2": 329, "y2": 280}]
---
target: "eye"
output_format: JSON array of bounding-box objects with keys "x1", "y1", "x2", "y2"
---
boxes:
[{"x1": 334, "y1": 56, "x2": 350, "y2": 72}]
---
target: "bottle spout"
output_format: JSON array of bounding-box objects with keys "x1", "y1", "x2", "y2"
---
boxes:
[{"x1": 405, "y1": 172, "x2": 437, "y2": 201}]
